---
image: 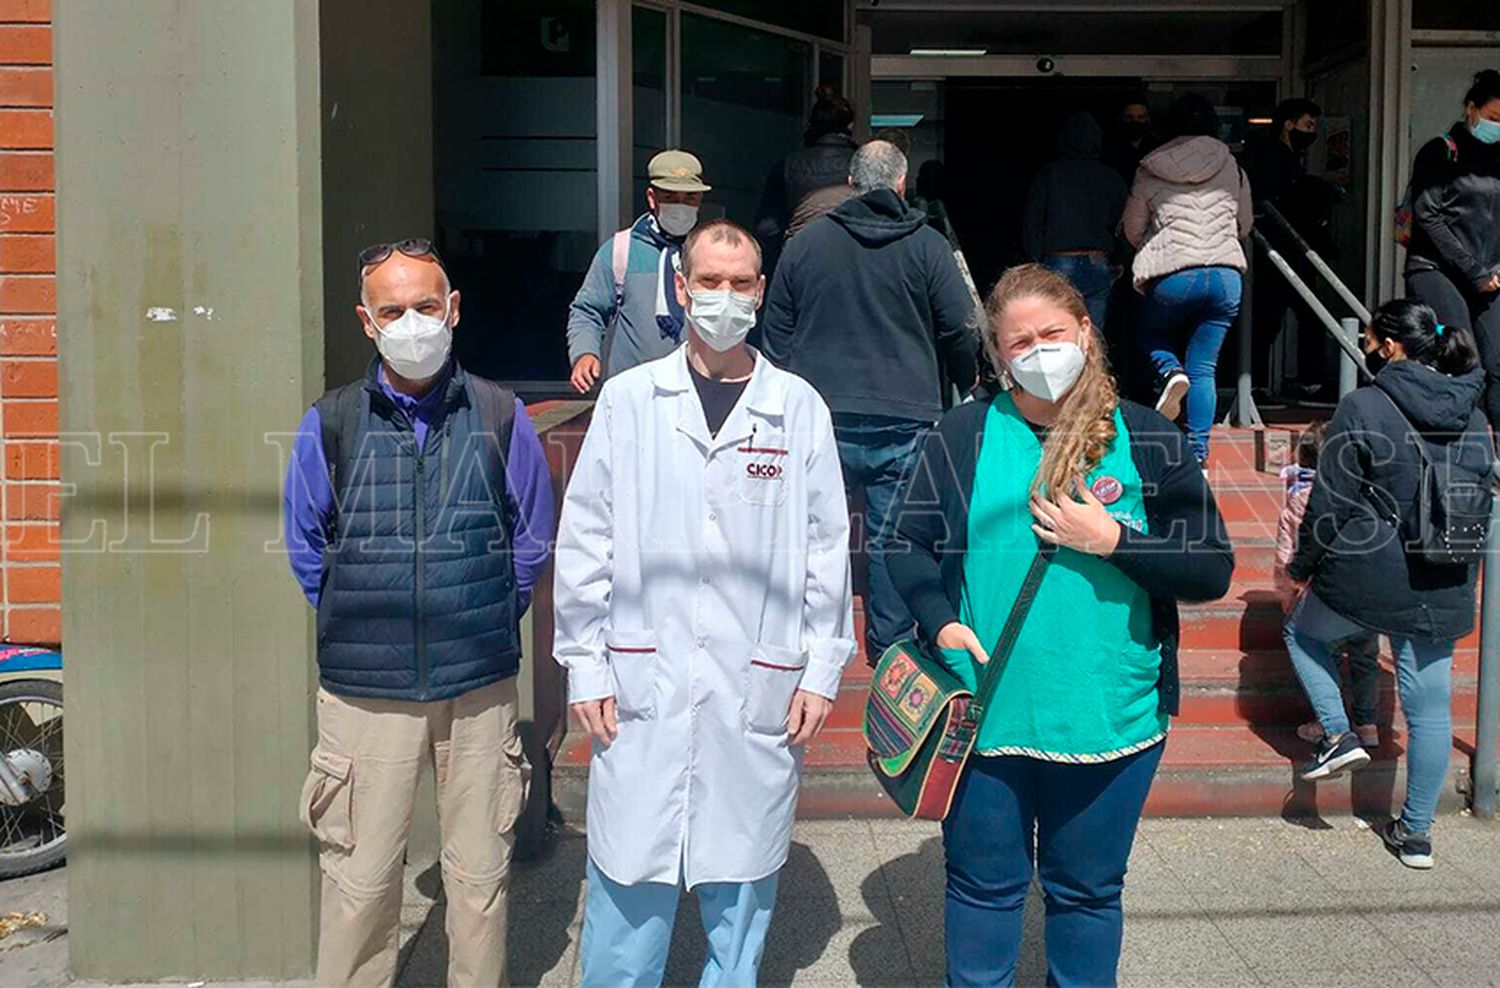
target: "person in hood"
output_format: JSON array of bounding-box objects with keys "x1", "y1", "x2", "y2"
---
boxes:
[
  {"x1": 1285, "y1": 299, "x2": 1490, "y2": 870},
  {"x1": 884, "y1": 263, "x2": 1232, "y2": 986},
  {"x1": 1406, "y1": 69, "x2": 1500, "y2": 431},
  {"x1": 762, "y1": 139, "x2": 979, "y2": 664},
  {"x1": 1024, "y1": 111, "x2": 1129, "y2": 334},
  {"x1": 753, "y1": 88, "x2": 859, "y2": 274},
  {"x1": 566, "y1": 149, "x2": 712, "y2": 393},
  {"x1": 1123, "y1": 94, "x2": 1253, "y2": 466}
]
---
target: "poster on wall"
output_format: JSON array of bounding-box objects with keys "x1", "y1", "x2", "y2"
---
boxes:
[
  {"x1": 482, "y1": 0, "x2": 596, "y2": 77},
  {"x1": 1320, "y1": 116, "x2": 1354, "y2": 189}
]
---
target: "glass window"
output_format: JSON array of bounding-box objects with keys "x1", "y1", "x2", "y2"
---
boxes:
[
  {"x1": 434, "y1": 0, "x2": 598, "y2": 384},
  {"x1": 634, "y1": 6, "x2": 669, "y2": 190},
  {"x1": 872, "y1": 10, "x2": 1281, "y2": 56},
  {"x1": 1413, "y1": 0, "x2": 1500, "y2": 31},
  {"x1": 691, "y1": 1, "x2": 844, "y2": 43},
  {"x1": 819, "y1": 51, "x2": 845, "y2": 94},
  {"x1": 681, "y1": 14, "x2": 812, "y2": 227}
]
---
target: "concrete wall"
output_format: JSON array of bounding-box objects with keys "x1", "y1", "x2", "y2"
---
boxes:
[
  {"x1": 54, "y1": 0, "x2": 323, "y2": 978},
  {"x1": 319, "y1": 0, "x2": 434, "y2": 390}
]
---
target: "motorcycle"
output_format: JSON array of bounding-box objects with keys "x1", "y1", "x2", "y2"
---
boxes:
[{"x1": 0, "y1": 647, "x2": 64, "y2": 878}]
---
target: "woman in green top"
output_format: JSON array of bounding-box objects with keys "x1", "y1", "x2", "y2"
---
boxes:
[{"x1": 886, "y1": 265, "x2": 1233, "y2": 987}]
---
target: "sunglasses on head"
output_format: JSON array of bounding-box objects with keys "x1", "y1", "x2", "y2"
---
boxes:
[{"x1": 357, "y1": 238, "x2": 446, "y2": 284}]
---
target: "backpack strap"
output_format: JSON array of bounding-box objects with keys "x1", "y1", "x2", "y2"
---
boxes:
[
  {"x1": 468, "y1": 375, "x2": 518, "y2": 534},
  {"x1": 1443, "y1": 131, "x2": 1459, "y2": 162},
  {"x1": 313, "y1": 382, "x2": 365, "y2": 506},
  {"x1": 611, "y1": 229, "x2": 631, "y2": 309}
]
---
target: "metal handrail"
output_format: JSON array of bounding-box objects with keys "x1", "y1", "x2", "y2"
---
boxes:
[
  {"x1": 1475, "y1": 461, "x2": 1500, "y2": 819},
  {"x1": 1250, "y1": 229, "x2": 1374, "y2": 383},
  {"x1": 1260, "y1": 203, "x2": 1373, "y2": 326}
]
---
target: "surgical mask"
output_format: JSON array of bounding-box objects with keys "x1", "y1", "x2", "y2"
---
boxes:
[
  {"x1": 1470, "y1": 117, "x2": 1500, "y2": 145},
  {"x1": 1289, "y1": 129, "x2": 1317, "y2": 153},
  {"x1": 687, "y1": 289, "x2": 758, "y2": 352},
  {"x1": 1008, "y1": 342, "x2": 1086, "y2": 403},
  {"x1": 657, "y1": 203, "x2": 699, "y2": 238},
  {"x1": 372, "y1": 303, "x2": 452, "y2": 381}
]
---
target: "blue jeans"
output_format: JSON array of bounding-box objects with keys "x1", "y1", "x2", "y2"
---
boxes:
[
  {"x1": 1139, "y1": 267, "x2": 1243, "y2": 463},
  {"x1": 943, "y1": 743, "x2": 1164, "y2": 988},
  {"x1": 834, "y1": 413, "x2": 927, "y2": 658},
  {"x1": 1283, "y1": 591, "x2": 1453, "y2": 835},
  {"x1": 580, "y1": 858, "x2": 780, "y2": 987},
  {"x1": 1042, "y1": 253, "x2": 1116, "y2": 335}
]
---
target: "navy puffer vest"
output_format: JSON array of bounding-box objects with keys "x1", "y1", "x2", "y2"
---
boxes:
[{"x1": 315, "y1": 361, "x2": 519, "y2": 701}]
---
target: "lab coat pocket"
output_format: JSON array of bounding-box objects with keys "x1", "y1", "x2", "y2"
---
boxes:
[
  {"x1": 736, "y1": 441, "x2": 790, "y2": 507},
  {"x1": 606, "y1": 629, "x2": 660, "y2": 720},
  {"x1": 745, "y1": 643, "x2": 807, "y2": 735}
]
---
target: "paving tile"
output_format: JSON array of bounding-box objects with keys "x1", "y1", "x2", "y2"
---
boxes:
[
  {"x1": 1122, "y1": 973, "x2": 1261, "y2": 988},
  {"x1": 510, "y1": 900, "x2": 584, "y2": 988},
  {"x1": 1425, "y1": 968, "x2": 1500, "y2": 988},
  {"x1": 1210, "y1": 902, "x2": 1408, "y2": 975},
  {"x1": 1116, "y1": 898, "x2": 1254, "y2": 978},
  {"x1": 1361, "y1": 901, "x2": 1500, "y2": 970},
  {"x1": 1152, "y1": 827, "x2": 1332, "y2": 896},
  {"x1": 1249, "y1": 962, "x2": 1436, "y2": 988},
  {"x1": 512, "y1": 834, "x2": 590, "y2": 905},
  {"x1": 1292, "y1": 827, "x2": 1479, "y2": 893},
  {"x1": 780, "y1": 835, "x2": 890, "y2": 923}
]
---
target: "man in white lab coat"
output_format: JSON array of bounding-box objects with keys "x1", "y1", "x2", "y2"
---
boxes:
[{"x1": 553, "y1": 218, "x2": 856, "y2": 986}]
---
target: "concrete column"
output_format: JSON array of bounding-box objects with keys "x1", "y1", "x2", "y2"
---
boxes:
[{"x1": 54, "y1": 0, "x2": 323, "y2": 979}]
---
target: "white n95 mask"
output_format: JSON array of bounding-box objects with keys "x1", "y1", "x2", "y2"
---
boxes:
[
  {"x1": 687, "y1": 289, "x2": 758, "y2": 352},
  {"x1": 657, "y1": 203, "x2": 699, "y2": 238},
  {"x1": 1009, "y1": 342, "x2": 1086, "y2": 403},
  {"x1": 374, "y1": 304, "x2": 452, "y2": 381}
]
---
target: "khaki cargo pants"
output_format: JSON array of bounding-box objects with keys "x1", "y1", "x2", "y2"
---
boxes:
[{"x1": 299, "y1": 677, "x2": 530, "y2": 987}]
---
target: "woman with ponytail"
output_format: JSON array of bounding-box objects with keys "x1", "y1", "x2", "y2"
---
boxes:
[
  {"x1": 1285, "y1": 299, "x2": 1490, "y2": 870},
  {"x1": 884, "y1": 264, "x2": 1233, "y2": 987},
  {"x1": 1406, "y1": 69, "x2": 1500, "y2": 428}
]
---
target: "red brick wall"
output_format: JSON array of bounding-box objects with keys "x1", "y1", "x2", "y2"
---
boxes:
[{"x1": 0, "y1": 0, "x2": 59, "y2": 644}]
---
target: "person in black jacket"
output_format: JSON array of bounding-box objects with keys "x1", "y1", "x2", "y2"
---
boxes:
[
  {"x1": 1406, "y1": 69, "x2": 1500, "y2": 430},
  {"x1": 1286, "y1": 300, "x2": 1490, "y2": 870},
  {"x1": 763, "y1": 139, "x2": 979, "y2": 663},
  {"x1": 753, "y1": 88, "x2": 858, "y2": 275},
  {"x1": 1023, "y1": 111, "x2": 1129, "y2": 334},
  {"x1": 883, "y1": 264, "x2": 1232, "y2": 987}
]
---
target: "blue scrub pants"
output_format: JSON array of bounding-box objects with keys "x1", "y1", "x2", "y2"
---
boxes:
[{"x1": 579, "y1": 857, "x2": 780, "y2": 987}]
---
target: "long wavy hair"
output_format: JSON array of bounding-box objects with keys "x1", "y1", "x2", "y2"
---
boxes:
[{"x1": 983, "y1": 264, "x2": 1120, "y2": 497}]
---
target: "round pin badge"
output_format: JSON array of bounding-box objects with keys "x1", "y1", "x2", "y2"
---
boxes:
[{"x1": 1091, "y1": 476, "x2": 1123, "y2": 505}]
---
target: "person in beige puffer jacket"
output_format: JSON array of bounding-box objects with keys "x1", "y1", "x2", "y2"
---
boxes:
[{"x1": 1123, "y1": 94, "x2": 1253, "y2": 465}]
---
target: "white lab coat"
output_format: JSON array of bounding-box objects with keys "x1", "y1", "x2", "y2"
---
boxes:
[{"x1": 553, "y1": 345, "x2": 855, "y2": 888}]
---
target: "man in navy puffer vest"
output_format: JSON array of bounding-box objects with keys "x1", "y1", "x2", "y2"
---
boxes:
[{"x1": 282, "y1": 239, "x2": 555, "y2": 986}]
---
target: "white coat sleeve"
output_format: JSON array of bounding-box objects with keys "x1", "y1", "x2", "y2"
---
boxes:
[
  {"x1": 552, "y1": 385, "x2": 616, "y2": 704},
  {"x1": 798, "y1": 401, "x2": 856, "y2": 700}
]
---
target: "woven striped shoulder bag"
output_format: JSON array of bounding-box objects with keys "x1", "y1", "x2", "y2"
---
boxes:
[{"x1": 862, "y1": 550, "x2": 1050, "y2": 820}]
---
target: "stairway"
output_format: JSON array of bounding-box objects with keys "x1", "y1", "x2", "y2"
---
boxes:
[{"x1": 554, "y1": 423, "x2": 1485, "y2": 819}]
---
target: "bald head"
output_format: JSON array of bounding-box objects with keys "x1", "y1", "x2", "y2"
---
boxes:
[
  {"x1": 850, "y1": 140, "x2": 908, "y2": 196},
  {"x1": 357, "y1": 251, "x2": 459, "y2": 339}
]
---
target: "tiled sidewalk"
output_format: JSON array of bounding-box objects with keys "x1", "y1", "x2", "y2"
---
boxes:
[{"x1": 9, "y1": 815, "x2": 1499, "y2": 987}]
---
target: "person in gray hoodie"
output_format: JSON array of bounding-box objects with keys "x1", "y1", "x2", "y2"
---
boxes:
[
  {"x1": 1123, "y1": 95, "x2": 1253, "y2": 465},
  {"x1": 1023, "y1": 111, "x2": 1129, "y2": 334}
]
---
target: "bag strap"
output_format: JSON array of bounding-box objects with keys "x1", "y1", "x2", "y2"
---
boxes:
[
  {"x1": 960, "y1": 545, "x2": 1053, "y2": 731},
  {"x1": 1375, "y1": 389, "x2": 1433, "y2": 468},
  {"x1": 468, "y1": 375, "x2": 518, "y2": 534},
  {"x1": 611, "y1": 228, "x2": 631, "y2": 308}
]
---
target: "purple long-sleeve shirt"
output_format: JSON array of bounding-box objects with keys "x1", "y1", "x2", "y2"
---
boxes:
[{"x1": 282, "y1": 368, "x2": 555, "y2": 613}]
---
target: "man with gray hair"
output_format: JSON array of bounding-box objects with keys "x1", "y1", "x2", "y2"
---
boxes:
[{"x1": 763, "y1": 140, "x2": 978, "y2": 665}]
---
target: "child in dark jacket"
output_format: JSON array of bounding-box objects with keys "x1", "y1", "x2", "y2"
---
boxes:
[{"x1": 1275, "y1": 422, "x2": 1381, "y2": 748}]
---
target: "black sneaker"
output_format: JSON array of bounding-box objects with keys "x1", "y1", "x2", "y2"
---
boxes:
[
  {"x1": 1382, "y1": 819, "x2": 1434, "y2": 869},
  {"x1": 1298, "y1": 731, "x2": 1371, "y2": 781}
]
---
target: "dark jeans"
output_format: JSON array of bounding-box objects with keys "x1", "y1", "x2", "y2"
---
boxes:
[
  {"x1": 943, "y1": 743, "x2": 1164, "y2": 988},
  {"x1": 1407, "y1": 268, "x2": 1500, "y2": 431},
  {"x1": 1139, "y1": 266, "x2": 1243, "y2": 464},
  {"x1": 833, "y1": 413, "x2": 926, "y2": 660},
  {"x1": 1042, "y1": 252, "x2": 1116, "y2": 336}
]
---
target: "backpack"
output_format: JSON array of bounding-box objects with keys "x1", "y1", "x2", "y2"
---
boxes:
[
  {"x1": 1394, "y1": 132, "x2": 1458, "y2": 247},
  {"x1": 315, "y1": 374, "x2": 517, "y2": 531},
  {"x1": 1376, "y1": 390, "x2": 1492, "y2": 566},
  {"x1": 611, "y1": 228, "x2": 630, "y2": 310}
]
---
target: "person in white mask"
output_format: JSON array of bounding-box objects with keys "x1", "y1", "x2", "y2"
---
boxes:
[
  {"x1": 883, "y1": 264, "x2": 1232, "y2": 987},
  {"x1": 282, "y1": 238, "x2": 557, "y2": 986},
  {"x1": 553, "y1": 219, "x2": 856, "y2": 986},
  {"x1": 567, "y1": 149, "x2": 713, "y2": 393}
]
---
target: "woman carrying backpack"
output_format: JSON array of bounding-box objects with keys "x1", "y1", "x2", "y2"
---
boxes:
[
  {"x1": 1405, "y1": 69, "x2": 1500, "y2": 429},
  {"x1": 1284, "y1": 300, "x2": 1491, "y2": 870}
]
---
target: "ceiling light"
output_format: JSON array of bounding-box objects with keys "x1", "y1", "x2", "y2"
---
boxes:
[{"x1": 908, "y1": 47, "x2": 988, "y2": 57}]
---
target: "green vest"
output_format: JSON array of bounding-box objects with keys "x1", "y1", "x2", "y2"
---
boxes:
[{"x1": 941, "y1": 395, "x2": 1168, "y2": 761}]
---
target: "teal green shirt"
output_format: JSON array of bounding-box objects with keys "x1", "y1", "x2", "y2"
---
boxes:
[{"x1": 942, "y1": 395, "x2": 1169, "y2": 762}]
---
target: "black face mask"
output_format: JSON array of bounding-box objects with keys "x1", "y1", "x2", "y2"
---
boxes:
[
  {"x1": 1122, "y1": 121, "x2": 1150, "y2": 141},
  {"x1": 1289, "y1": 129, "x2": 1317, "y2": 153},
  {"x1": 1365, "y1": 347, "x2": 1388, "y2": 376}
]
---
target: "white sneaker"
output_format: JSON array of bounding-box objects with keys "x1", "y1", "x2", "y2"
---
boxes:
[{"x1": 1155, "y1": 372, "x2": 1190, "y2": 422}]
